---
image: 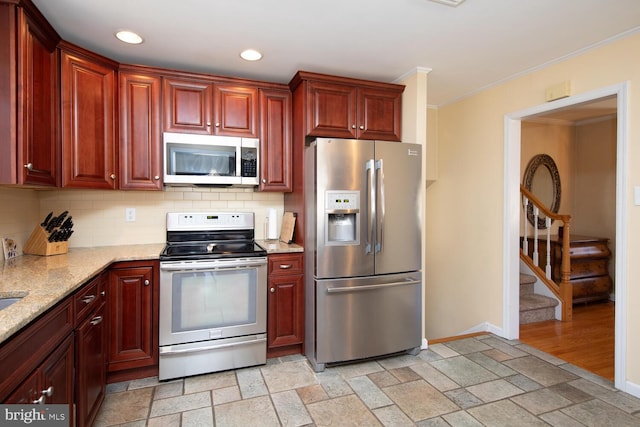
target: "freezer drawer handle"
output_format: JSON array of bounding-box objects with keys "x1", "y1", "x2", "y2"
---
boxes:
[
  {"x1": 160, "y1": 337, "x2": 267, "y2": 356},
  {"x1": 326, "y1": 278, "x2": 421, "y2": 293}
]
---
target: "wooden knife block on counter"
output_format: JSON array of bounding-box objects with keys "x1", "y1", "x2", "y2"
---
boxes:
[{"x1": 23, "y1": 226, "x2": 68, "y2": 256}]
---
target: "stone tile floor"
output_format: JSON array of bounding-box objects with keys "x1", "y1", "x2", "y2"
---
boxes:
[{"x1": 94, "y1": 334, "x2": 640, "y2": 426}]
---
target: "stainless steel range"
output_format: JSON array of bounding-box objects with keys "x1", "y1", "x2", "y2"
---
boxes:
[{"x1": 158, "y1": 212, "x2": 267, "y2": 381}]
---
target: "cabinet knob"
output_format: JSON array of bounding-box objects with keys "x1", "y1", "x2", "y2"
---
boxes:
[
  {"x1": 270, "y1": 287, "x2": 275, "y2": 293},
  {"x1": 206, "y1": 122, "x2": 212, "y2": 127},
  {"x1": 33, "y1": 395, "x2": 46, "y2": 405},
  {"x1": 359, "y1": 125, "x2": 365, "y2": 130},
  {"x1": 101, "y1": 290, "x2": 106, "y2": 296},
  {"x1": 215, "y1": 122, "x2": 220, "y2": 127},
  {"x1": 262, "y1": 178, "x2": 267, "y2": 184},
  {"x1": 154, "y1": 175, "x2": 160, "y2": 180},
  {"x1": 110, "y1": 174, "x2": 116, "y2": 180},
  {"x1": 144, "y1": 279, "x2": 150, "y2": 286},
  {"x1": 351, "y1": 124, "x2": 357, "y2": 129},
  {"x1": 24, "y1": 162, "x2": 33, "y2": 170},
  {"x1": 42, "y1": 386, "x2": 54, "y2": 397}
]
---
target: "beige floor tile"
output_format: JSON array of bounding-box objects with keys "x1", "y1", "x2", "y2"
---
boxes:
[
  {"x1": 466, "y1": 379, "x2": 524, "y2": 403},
  {"x1": 93, "y1": 388, "x2": 153, "y2": 426},
  {"x1": 154, "y1": 381, "x2": 184, "y2": 400},
  {"x1": 388, "y1": 366, "x2": 422, "y2": 383},
  {"x1": 504, "y1": 355, "x2": 578, "y2": 387},
  {"x1": 510, "y1": 388, "x2": 573, "y2": 415},
  {"x1": 367, "y1": 370, "x2": 400, "y2": 388},
  {"x1": 212, "y1": 385, "x2": 242, "y2": 405},
  {"x1": 182, "y1": 407, "x2": 214, "y2": 426},
  {"x1": 384, "y1": 379, "x2": 458, "y2": 421},
  {"x1": 372, "y1": 404, "x2": 415, "y2": 426},
  {"x1": 184, "y1": 370, "x2": 237, "y2": 394},
  {"x1": 147, "y1": 413, "x2": 181, "y2": 427},
  {"x1": 271, "y1": 389, "x2": 313, "y2": 426},
  {"x1": 297, "y1": 384, "x2": 329, "y2": 404},
  {"x1": 467, "y1": 399, "x2": 549, "y2": 426},
  {"x1": 482, "y1": 348, "x2": 516, "y2": 362},
  {"x1": 306, "y1": 394, "x2": 382, "y2": 426},
  {"x1": 150, "y1": 391, "x2": 212, "y2": 418},
  {"x1": 214, "y1": 395, "x2": 280, "y2": 426},
  {"x1": 261, "y1": 359, "x2": 318, "y2": 393}
]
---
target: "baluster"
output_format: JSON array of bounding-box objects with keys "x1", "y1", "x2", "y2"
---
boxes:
[
  {"x1": 533, "y1": 207, "x2": 539, "y2": 265},
  {"x1": 523, "y1": 197, "x2": 529, "y2": 255},
  {"x1": 545, "y1": 217, "x2": 552, "y2": 278}
]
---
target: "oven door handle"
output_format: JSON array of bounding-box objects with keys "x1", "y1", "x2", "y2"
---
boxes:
[
  {"x1": 160, "y1": 258, "x2": 267, "y2": 271},
  {"x1": 160, "y1": 337, "x2": 267, "y2": 356}
]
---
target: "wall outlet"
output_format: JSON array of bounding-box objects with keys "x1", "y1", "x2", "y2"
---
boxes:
[{"x1": 125, "y1": 208, "x2": 136, "y2": 222}]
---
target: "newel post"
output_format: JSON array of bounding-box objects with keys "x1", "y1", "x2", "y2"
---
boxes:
[{"x1": 560, "y1": 218, "x2": 572, "y2": 321}]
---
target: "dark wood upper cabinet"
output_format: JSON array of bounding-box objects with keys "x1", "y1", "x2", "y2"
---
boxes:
[
  {"x1": 214, "y1": 84, "x2": 259, "y2": 138},
  {"x1": 60, "y1": 42, "x2": 118, "y2": 189},
  {"x1": 119, "y1": 68, "x2": 163, "y2": 190},
  {"x1": 0, "y1": 2, "x2": 60, "y2": 186},
  {"x1": 291, "y1": 70, "x2": 403, "y2": 142},
  {"x1": 259, "y1": 88, "x2": 292, "y2": 192}
]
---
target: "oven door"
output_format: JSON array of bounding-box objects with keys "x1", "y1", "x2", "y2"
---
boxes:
[{"x1": 159, "y1": 257, "x2": 267, "y2": 346}]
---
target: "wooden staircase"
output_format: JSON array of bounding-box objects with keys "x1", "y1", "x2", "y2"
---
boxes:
[{"x1": 519, "y1": 273, "x2": 558, "y2": 324}]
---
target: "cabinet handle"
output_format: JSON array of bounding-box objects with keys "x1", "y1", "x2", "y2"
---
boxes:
[
  {"x1": 42, "y1": 386, "x2": 54, "y2": 397},
  {"x1": 270, "y1": 288, "x2": 275, "y2": 293},
  {"x1": 82, "y1": 295, "x2": 96, "y2": 304},
  {"x1": 144, "y1": 279, "x2": 150, "y2": 286},
  {"x1": 24, "y1": 162, "x2": 33, "y2": 170},
  {"x1": 33, "y1": 395, "x2": 46, "y2": 404},
  {"x1": 279, "y1": 264, "x2": 293, "y2": 269},
  {"x1": 90, "y1": 316, "x2": 103, "y2": 326},
  {"x1": 154, "y1": 175, "x2": 160, "y2": 180},
  {"x1": 110, "y1": 174, "x2": 116, "y2": 180}
]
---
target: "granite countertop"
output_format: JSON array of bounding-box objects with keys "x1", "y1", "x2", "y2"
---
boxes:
[
  {"x1": 0, "y1": 244, "x2": 164, "y2": 345},
  {"x1": 256, "y1": 240, "x2": 304, "y2": 254}
]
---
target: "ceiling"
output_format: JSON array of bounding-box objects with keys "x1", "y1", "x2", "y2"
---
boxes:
[{"x1": 32, "y1": 0, "x2": 640, "y2": 107}]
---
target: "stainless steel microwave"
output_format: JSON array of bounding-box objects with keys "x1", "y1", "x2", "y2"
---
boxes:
[{"x1": 163, "y1": 132, "x2": 259, "y2": 186}]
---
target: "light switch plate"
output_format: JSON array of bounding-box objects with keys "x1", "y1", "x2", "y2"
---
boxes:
[{"x1": 125, "y1": 207, "x2": 136, "y2": 222}]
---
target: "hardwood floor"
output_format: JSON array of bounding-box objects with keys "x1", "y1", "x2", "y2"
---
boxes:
[{"x1": 519, "y1": 300, "x2": 614, "y2": 381}]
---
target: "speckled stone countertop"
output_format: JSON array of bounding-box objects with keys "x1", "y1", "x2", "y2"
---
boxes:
[
  {"x1": 0, "y1": 244, "x2": 164, "y2": 345},
  {"x1": 256, "y1": 240, "x2": 304, "y2": 254}
]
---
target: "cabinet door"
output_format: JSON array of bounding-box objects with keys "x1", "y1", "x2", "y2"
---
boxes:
[
  {"x1": 18, "y1": 8, "x2": 59, "y2": 186},
  {"x1": 60, "y1": 47, "x2": 117, "y2": 188},
  {"x1": 119, "y1": 70, "x2": 162, "y2": 190},
  {"x1": 267, "y1": 254, "x2": 304, "y2": 353},
  {"x1": 163, "y1": 77, "x2": 213, "y2": 134},
  {"x1": 213, "y1": 84, "x2": 258, "y2": 137},
  {"x1": 76, "y1": 303, "x2": 106, "y2": 427},
  {"x1": 259, "y1": 88, "x2": 292, "y2": 192},
  {"x1": 108, "y1": 264, "x2": 157, "y2": 372},
  {"x1": 41, "y1": 334, "x2": 75, "y2": 405},
  {"x1": 357, "y1": 87, "x2": 402, "y2": 141},
  {"x1": 306, "y1": 80, "x2": 357, "y2": 138}
]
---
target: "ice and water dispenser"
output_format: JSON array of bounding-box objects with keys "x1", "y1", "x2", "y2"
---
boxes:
[{"x1": 325, "y1": 191, "x2": 360, "y2": 245}]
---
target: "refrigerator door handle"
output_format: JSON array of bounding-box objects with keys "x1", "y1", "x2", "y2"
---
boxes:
[
  {"x1": 375, "y1": 159, "x2": 385, "y2": 253},
  {"x1": 326, "y1": 278, "x2": 421, "y2": 293},
  {"x1": 365, "y1": 159, "x2": 376, "y2": 254}
]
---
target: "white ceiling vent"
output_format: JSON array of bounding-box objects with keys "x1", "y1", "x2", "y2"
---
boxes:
[{"x1": 428, "y1": 0, "x2": 466, "y2": 6}]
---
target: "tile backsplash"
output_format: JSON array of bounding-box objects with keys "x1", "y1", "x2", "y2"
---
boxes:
[{"x1": 0, "y1": 187, "x2": 284, "y2": 261}]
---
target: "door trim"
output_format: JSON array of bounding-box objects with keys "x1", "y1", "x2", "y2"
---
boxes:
[{"x1": 503, "y1": 82, "x2": 629, "y2": 392}]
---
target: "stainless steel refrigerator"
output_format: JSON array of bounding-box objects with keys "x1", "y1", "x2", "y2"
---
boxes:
[{"x1": 305, "y1": 138, "x2": 422, "y2": 372}]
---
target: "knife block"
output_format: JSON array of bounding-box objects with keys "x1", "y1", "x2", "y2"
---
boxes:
[{"x1": 23, "y1": 226, "x2": 68, "y2": 256}]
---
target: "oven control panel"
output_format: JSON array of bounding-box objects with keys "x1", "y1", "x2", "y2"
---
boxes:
[{"x1": 167, "y1": 212, "x2": 254, "y2": 231}]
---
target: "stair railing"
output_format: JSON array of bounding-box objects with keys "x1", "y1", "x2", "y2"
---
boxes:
[{"x1": 520, "y1": 185, "x2": 573, "y2": 321}]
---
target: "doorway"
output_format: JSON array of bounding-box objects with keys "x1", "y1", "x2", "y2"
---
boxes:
[{"x1": 503, "y1": 83, "x2": 629, "y2": 392}]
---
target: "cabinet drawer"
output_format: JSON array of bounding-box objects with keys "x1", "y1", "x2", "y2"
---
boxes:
[
  {"x1": 268, "y1": 254, "x2": 303, "y2": 276},
  {"x1": 75, "y1": 273, "x2": 105, "y2": 323}
]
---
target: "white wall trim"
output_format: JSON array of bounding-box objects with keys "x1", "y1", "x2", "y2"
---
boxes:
[
  {"x1": 460, "y1": 322, "x2": 503, "y2": 337},
  {"x1": 504, "y1": 82, "x2": 631, "y2": 395}
]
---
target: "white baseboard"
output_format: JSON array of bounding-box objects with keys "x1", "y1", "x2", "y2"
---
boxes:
[{"x1": 421, "y1": 338, "x2": 429, "y2": 349}]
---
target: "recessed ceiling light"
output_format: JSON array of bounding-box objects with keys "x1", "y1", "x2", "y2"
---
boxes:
[
  {"x1": 240, "y1": 49, "x2": 262, "y2": 61},
  {"x1": 115, "y1": 30, "x2": 143, "y2": 45},
  {"x1": 428, "y1": 0, "x2": 466, "y2": 6}
]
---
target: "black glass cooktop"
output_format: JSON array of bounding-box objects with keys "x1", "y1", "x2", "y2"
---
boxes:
[{"x1": 160, "y1": 241, "x2": 266, "y2": 260}]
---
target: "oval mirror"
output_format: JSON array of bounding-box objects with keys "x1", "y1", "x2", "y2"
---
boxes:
[{"x1": 523, "y1": 154, "x2": 561, "y2": 228}]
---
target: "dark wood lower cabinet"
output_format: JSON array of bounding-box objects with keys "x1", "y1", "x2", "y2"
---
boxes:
[
  {"x1": 267, "y1": 253, "x2": 304, "y2": 357},
  {"x1": 107, "y1": 261, "x2": 159, "y2": 382}
]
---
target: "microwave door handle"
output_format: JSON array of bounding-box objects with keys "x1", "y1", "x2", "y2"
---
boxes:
[
  {"x1": 375, "y1": 159, "x2": 384, "y2": 253},
  {"x1": 365, "y1": 159, "x2": 375, "y2": 255}
]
